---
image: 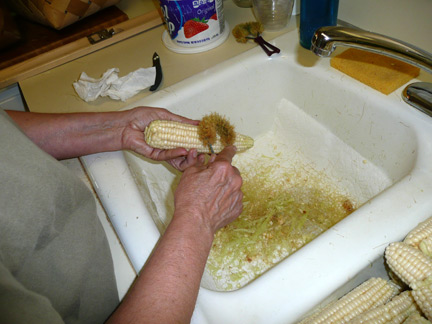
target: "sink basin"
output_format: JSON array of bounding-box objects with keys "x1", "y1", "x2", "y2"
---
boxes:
[{"x1": 81, "y1": 30, "x2": 432, "y2": 323}]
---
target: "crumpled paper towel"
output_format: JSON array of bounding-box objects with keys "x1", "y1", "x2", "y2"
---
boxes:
[{"x1": 73, "y1": 67, "x2": 156, "y2": 102}]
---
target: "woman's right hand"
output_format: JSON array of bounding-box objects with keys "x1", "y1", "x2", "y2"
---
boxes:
[{"x1": 173, "y1": 146, "x2": 243, "y2": 234}]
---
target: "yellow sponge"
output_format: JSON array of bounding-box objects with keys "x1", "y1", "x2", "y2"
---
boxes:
[{"x1": 330, "y1": 48, "x2": 420, "y2": 95}]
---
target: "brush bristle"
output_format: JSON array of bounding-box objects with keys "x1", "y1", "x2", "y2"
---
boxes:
[
  {"x1": 247, "y1": 21, "x2": 264, "y2": 35},
  {"x1": 232, "y1": 25, "x2": 249, "y2": 43},
  {"x1": 198, "y1": 116, "x2": 217, "y2": 146},
  {"x1": 232, "y1": 21, "x2": 264, "y2": 43},
  {"x1": 214, "y1": 114, "x2": 236, "y2": 146},
  {"x1": 198, "y1": 113, "x2": 236, "y2": 149}
]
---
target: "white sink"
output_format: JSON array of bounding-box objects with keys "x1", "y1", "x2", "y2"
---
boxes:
[{"x1": 81, "y1": 30, "x2": 432, "y2": 323}]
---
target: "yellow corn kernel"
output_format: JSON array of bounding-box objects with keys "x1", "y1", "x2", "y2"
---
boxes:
[
  {"x1": 420, "y1": 237, "x2": 432, "y2": 258},
  {"x1": 404, "y1": 217, "x2": 432, "y2": 248},
  {"x1": 349, "y1": 290, "x2": 419, "y2": 324},
  {"x1": 411, "y1": 276, "x2": 432, "y2": 321},
  {"x1": 403, "y1": 312, "x2": 432, "y2": 324},
  {"x1": 385, "y1": 242, "x2": 432, "y2": 286},
  {"x1": 298, "y1": 277, "x2": 401, "y2": 324},
  {"x1": 144, "y1": 120, "x2": 254, "y2": 154}
]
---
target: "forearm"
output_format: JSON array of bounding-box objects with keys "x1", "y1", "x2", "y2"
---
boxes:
[
  {"x1": 6, "y1": 110, "x2": 126, "y2": 159},
  {"x1": 107, "y1": 147, "x2": 242, "y2": 323},
  {"x1": 107, "y1": 213, "x2": 214, "y2": 324}
]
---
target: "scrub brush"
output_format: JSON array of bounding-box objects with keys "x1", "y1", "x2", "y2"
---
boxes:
[
  {"x1": 232, "y1": 22, "x2": 280, "y2": 56},
  {"x1": 198, "y1": 113, "x2": 236, "y2": 153}
]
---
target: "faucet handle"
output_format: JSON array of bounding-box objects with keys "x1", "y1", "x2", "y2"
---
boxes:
[{"x1": 402, "y1": 82, "x2": 432, "y2": 118}]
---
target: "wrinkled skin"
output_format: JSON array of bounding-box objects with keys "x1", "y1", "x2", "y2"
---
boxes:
[
  {"x1": 120, "y1": 106, "x2": 204, "y2": 171},
  {"x1": 6, "y1": 106, "x2": 244, "y2": 323},
  {"x1": 174, "y1": 146, "x2": 243, "y2": 233},
  {"x1": 107, "y1": 146, "x2": 244, "y2": 324},
  {"x1": 7, "y1": 106, "x2": 203, "y2": 170}
]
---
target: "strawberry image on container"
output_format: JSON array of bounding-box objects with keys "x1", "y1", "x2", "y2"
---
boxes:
[{"x1": 183, "y1": 18, "x2": 209, "y2": 38}]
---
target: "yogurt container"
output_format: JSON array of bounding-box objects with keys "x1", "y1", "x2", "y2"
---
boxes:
[{"x1": 160, "y1": 0, "x2": 228, "y2": 52}]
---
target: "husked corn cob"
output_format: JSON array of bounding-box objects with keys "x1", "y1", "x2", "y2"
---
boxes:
[
  {"x1": 144, "y1": 120, "x2": 254, "y2": 154},
  {"x1": 411, "y1": 277, "x2": 432, "y2": 320},
  {"x1": 349, "y1": 290, "x2": 419, "y2": 324},
  {"x1": 420, "y1": 237, "x2": 432, "y2": 258},
  {"x1": 404, "y1": 217, "x2": 432, "y2": 248},
  {"x1": 298, "y1": 277, "x2": 401, "y2": 324},
  {"x1": 403, "y1": 312, "x2": 432, "y2": 324},
  {"x1": 385, "y1": 242, "x2": 432, "y2": 286}
]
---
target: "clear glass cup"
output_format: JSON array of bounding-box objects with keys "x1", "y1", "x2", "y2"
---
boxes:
[
  {"x1": 232, "y1": 0, "x2": 252, "y2": 8},
  {"x1": 252, "y1": 0, "x2": 295, "y2": 32}
]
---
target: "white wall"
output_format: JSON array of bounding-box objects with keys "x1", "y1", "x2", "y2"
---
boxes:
[
  {"x1": 338, "y1": 0, "x2": 431, "y2": 52},
  {"x1": 292, "y1": 0, "x2": 431, "y2": 52}
]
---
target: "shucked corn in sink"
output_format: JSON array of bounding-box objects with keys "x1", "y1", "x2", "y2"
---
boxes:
[
  {"x1": 144, "y1": 112, "x2": 360, "y2": 291},
  {"x1": 145, "y1": 112, "x2": 359, "y2": 290},
  {"x1": 150, "y1": 112, "x2": 432, "y2": 319}
]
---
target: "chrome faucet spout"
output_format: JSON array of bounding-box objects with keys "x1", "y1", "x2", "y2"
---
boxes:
[
  {"x1": 311, "y1": 26, "x2": 432, "y2": 118},
  {"x1": 311, "y1": 26, "x2": 432, "y2": 74}
]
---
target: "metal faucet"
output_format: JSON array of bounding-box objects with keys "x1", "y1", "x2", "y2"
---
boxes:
[{"x1": 310, "y1": 26, "x2": 432, "y2": 117}]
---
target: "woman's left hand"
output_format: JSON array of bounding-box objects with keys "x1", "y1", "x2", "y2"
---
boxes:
[{"x1": 120, "y1": 106, "x2": 204, "y2": 171}]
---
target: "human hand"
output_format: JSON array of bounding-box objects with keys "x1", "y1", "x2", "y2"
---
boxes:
[
  {"x1": 173, "y1": 146, "x2": 243, "y2": 234},
  {"x1": 120, "y1": 106, "x2": 202, "y2": 171}
]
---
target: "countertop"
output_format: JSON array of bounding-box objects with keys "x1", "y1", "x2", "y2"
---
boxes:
[
  {"x1": 19, "y1": 0, "x2": 432, "y2": 114},
  {"x1": 20, "y1": 1, "x2": 289, "y2": 113}
]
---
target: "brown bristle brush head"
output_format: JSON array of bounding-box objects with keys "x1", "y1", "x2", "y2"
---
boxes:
[
  {"x1": 214, "y1": 114, "x2": 236, "y2": 146},
  {"x1": 198, "y1": 113, "x2": 236, "y2": 148},
  {"x1": 198, "y1": 116, "x2": 217, "y2": 146},
  {"x1": 232, "y1": 25, "x2": 249, "y2": 43},
  {"x1": 232, "y1": 21, "x2": 264, "y2": 43},
  {"x1": 247, "y1": 21, "x2": 264, "y2": 36}
]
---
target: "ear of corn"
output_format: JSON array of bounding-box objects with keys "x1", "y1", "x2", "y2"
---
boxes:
[
  {"x1": 144, "y1": 120, "x2": 254, "y2": 154},
  {"x1": 403, "y1": 312, "x2": 432, "y2": 324},
  {"x1": 411, "y1": 276, "x2": 432, "y2": 321},
  {"x1": 349, "y1": 290, "x2": 419, "y2": 324},
  {"x1": 420, "y1": 237, "x2": 432, "y2": 258},
  {"x1": 299, "y1": 217, "x2": 432, "y2": 323},
  {"x1": 385, "y1": 242, "x2": 432, "y2": 286},
  {"x1": 404, "y1": 217, "x2": 432, "y2": 248},
  {"x1": 298, "y1": 277, "x2": 401, "y2": 324},
  {"x1": 385, "y1": 241, "x2": 432, "y2": 321}
]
